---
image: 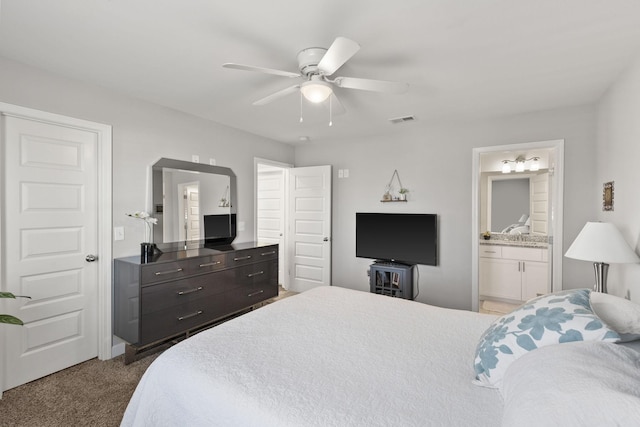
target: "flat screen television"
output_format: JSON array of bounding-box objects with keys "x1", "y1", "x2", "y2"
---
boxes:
[
  {"x1": 204, "y1": 214, "x2": 237, "y2": 245},
  {"x1": 356, "y1": 213, "x2": 438, "y2": 266}
]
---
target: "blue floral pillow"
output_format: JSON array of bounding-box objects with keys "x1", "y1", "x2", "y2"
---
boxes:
[{"x1": 473, "y1": 289, "x2": 620, "y2": 388}]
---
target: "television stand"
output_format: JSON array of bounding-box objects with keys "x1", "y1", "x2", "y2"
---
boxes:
[{"x1": 369, "y1": 262, "x2": 414, "y2": 300}]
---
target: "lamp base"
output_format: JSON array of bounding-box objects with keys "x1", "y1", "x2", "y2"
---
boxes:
[{"x1": 592, "y1": 262, "x2": 609, "y2": 294}]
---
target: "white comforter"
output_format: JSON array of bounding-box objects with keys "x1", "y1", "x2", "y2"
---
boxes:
[{"x1": 121, "y1": 286, "x2": 502, "y2": 426}]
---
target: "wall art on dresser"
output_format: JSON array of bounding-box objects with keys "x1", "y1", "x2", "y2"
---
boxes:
[{"x1": 603, "y1": 181, "x2": 614, "y2": 211}]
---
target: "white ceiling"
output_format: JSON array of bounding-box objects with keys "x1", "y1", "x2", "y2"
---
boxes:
[{"x1": 2, "y1": 0, "x2": 640, "y2": 144}]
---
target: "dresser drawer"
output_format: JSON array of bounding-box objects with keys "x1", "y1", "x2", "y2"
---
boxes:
[
  {"x1": 227, "y1": 246, "x2": 278, "y2": 267},
  {"x1": 188, "y1": 253, "x2": 228, "y2": 275},
  {"x1": 226, "y1": 282, "x2": 278, "y2": 314},
  {"x1": 140, "y1": 260, "x2": 190, "y2": 285},
  {"x1": 140, "y1": 271, "x2": 231, "y2": 315},
  {"x1": 227, "y1": 260, "x2": 277, "y2": 289},
  {"x1": 139, "y1": 297, "x2": 227, "y2": 346}
]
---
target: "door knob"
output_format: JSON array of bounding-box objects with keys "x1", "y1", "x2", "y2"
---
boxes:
[
  {"x1": 323, "y1": 237, "x2": 330, "y2": 242},
  {"x1": 85, "y1": 254, "x2": 98, "y2": 262}
]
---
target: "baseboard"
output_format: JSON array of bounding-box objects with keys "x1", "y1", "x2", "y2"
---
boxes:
[{"x1": 112, "y1": 342, "x2": 126, "y2": 358}]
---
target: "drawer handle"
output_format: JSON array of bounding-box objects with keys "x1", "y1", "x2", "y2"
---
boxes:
[
  {"x1": 484, "y1": 251, "x2": 497, "y2": 254},
  {"x1": 178, "y1": 310, "x2": 203, "y2": 321},
  {"x1": 247, "y1": 271, "x2": 264, "y2": 278},
  {"x1": 234, "y1": 255, "x2": 252, "y2": 261},
  {"x1": 261, "y1": 251, "x2": 276, "y2": 256},
  {"x1": 199, "y1": 261, "x2": 221, "y2": 268},
  {"x1": 177, "y1": 286, "x2": 203, "y2": 296},
  {"x1": 248, "y1": 289, "x2": 264, "y2": 297},
  {"x1": 155, "y1": 268, "x2": 184, "y2": 276}
]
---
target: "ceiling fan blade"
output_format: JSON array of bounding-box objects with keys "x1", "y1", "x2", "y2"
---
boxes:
[
  {"x1": 317, "y1": 37, "x2": 360, "y2": 76},
  {"x1": 333, "y1": 76, "x2": 409, "y2": 94},
  {"x1": 252, "y1": 85, "x2": 300, "y2": 106},
  {"x1": 223, "y1": 63, "x2": 300, "y2": 78}
]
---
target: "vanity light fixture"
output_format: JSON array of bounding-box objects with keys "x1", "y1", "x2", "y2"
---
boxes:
[
  {"x1": 529, "y1": 157, "x2": 540, "y2": 171},
  {"x1": 501, "y1": 156, "x2": 541, "y2": 173},
  {"x1": 501, "y1": 160, "x2": 511, "y2": 174}
]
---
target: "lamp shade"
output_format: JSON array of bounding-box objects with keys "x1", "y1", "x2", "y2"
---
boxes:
[{"x1": 565, "y1": 222, "x2": 640, "y2": 264}]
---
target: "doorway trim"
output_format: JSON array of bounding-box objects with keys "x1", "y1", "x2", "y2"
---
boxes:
[
  {"x1": 254, "y1": 157, "x2": 293, "y2": 289},
  {"x1": 0, "y1": 102, "x2": 112, "y2": 373},
  {"x1": 471, "y1": 139, "x2": 564, "y2": 312}
]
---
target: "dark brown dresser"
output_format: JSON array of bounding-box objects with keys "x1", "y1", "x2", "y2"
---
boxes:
[{"x1": 114, "y1": 241, "x2": 278, "y2": 363}]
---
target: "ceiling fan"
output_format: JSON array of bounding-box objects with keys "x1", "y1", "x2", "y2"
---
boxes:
[{"x1": 222, "y1": 37, "x2": 409, "y2": 107}]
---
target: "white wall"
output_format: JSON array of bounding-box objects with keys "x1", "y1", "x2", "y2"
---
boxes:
[
  {"x1": 0, "y1": 56, "x2": 609, "y2": 311},
  {"x1": 0, "y1": 57, "x2": 295, "y2": 258},
  {"x1": 596, "y1": 54, "x2": 640, "y2": 301},
  {"x1": 295, "y1": 105, "x2": 598, "y2": 310}
]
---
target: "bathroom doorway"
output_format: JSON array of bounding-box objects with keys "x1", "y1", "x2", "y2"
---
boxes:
[{"x1": 471, "y1": 140, "x2": 565, "y2": 312}]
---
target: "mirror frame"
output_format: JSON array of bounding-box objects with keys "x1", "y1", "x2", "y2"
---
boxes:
[{"x1": 152, "y1": 158, "x2": 237, "y2": 247}]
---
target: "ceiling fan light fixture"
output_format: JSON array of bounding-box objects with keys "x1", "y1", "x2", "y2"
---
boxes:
[{"x1": 300, "y1": 79, "x2": 333, "y2": 103}]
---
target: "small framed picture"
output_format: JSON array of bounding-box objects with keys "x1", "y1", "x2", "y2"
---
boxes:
[{"x1": 603, "y1": 181, "x2": 614, "y2": 211}]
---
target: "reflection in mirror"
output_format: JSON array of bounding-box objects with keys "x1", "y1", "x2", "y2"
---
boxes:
[
  {"x1": 490, "y1": 178, "x2": 530, "y2": 233},
  {"x1": 152, "y1": 158, "x2": 237, "y2": 248}
]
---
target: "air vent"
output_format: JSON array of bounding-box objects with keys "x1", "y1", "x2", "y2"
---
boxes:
[{"x1": 389, "y1": 115, "x2": 416, "y2": 124}]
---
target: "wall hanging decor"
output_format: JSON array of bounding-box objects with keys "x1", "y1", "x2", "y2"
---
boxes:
[
  {"x1": 381, "y1": 169, "x2": 409, "y2": 202},
  {"x1": 603, "y1": 181, "x2": 614, "y2": 211}
]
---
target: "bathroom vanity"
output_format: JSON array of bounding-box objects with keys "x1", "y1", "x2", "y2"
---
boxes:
[{"x1": 479, "y1": 240, "x2": 549, "y2": 303}]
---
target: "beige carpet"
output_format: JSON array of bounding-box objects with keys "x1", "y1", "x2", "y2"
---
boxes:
[
  {"x1": 0, "y1": 287, "x2": 298, "y2": 427},
  {"x1": 0, "y1": 354, "x2": 158, "y2": 427}
]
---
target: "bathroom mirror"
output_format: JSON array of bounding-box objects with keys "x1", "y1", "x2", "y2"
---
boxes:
[
  {"x1": 489, "y1": 177, "x2": 530, "y2": 233},
  {"x1": 152, "y1": 158, "x2": 237, "y2": 247}
]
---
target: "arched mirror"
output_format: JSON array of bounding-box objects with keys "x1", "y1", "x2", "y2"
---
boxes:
[{"x1": 152, "y1": 158, "x2": 237, "y2": 248}]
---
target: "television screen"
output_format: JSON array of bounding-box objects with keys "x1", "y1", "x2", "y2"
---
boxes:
[
  {"x1": 204, "y1": 214, "x2": 236, "y2": 245},
  {"x1": 356, "y1": 213, "x2": 437, "y2": 266}
]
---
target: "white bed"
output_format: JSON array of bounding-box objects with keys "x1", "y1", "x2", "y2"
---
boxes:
[
  {"x1": 122, "y1": 286, "x2": 640, "y2": 427},
  {"x1": 122, "y1": 286, "x2": 502, "y2": 426}
]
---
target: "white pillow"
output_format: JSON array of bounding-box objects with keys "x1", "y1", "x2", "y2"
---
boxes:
[
  {"x1": 473, "y1": 289, "x2": 620, "y2": 388},
  {"x1": 591, "y1": 291, "x2": 640, "y2": 341},
  {"x1": 500, "y1": 341, "x2": 640, "y2": 427}
]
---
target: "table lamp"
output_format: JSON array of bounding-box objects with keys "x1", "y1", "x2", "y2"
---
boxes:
[{"x1": 565, "y1": 222, "x2": 640, "y2": 293}]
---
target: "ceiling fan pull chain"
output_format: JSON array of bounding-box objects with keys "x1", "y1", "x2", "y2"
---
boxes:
[
  {"x1": 299, "y1": 91, "x2": 304, "y2": 123},
  {"x1": 329, "y1": 95, "x2": 333, "y2": 127}
]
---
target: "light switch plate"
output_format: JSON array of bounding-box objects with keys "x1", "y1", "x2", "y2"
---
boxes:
[
  {"x1": 192, "y1": 154, "x2": 199, "y2": 163},
  {"x1": 114, "y1": 226, "x2": 125, "y2": 241}
]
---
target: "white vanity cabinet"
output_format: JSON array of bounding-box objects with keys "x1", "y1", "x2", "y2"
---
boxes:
[{"x1": 479, "y1": 245, "x2": 549, "y2": 302}]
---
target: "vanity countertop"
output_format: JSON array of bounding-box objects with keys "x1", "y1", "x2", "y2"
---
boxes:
[{"x1": 479, "y1": 240, "x2": 549, "y2": 249}]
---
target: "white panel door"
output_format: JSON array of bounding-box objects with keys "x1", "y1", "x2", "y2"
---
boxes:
[
  {"x1": 186, "y1": 184, "x2": 200, "y2": 241},
  {"x1": 288, "y1": 165, "x2": 331, "y2": 292},
  {"x1": 530, "y1": 173, "x2": 549, "y2": 235},
  {"x1": 2, "y1": 115, "x2": 99, "y2": 391},
  {"x1": 256, "y1": 168, "x2": 286, "y2": 287}
]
